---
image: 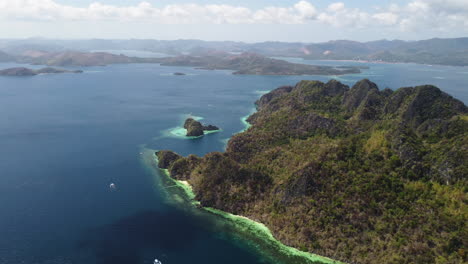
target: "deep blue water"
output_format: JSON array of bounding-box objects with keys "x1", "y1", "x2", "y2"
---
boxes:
[{"x1": 0, "y1": 60, "x2": 466, "y2": 264}]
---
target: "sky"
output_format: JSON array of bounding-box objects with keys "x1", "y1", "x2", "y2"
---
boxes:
[{"x1": 0, "y1": 0, "x2": 467, "y2": 42}]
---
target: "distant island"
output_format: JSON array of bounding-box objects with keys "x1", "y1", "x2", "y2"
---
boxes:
[
  {"x1": 0, "y1": 67, "x2": 83, "y2": 76},
  {"x1": 157, "y1": 79, "x2": 467, "y2": 264},
  {"x1": 16, "y1": 51, "x2": 135, "y2": 67},
  {"x1": 155, "y1": 53, "x2": 364, "y2": 75},
  {"x1": 0, "y1": 49, "x2": 365, "y2": 76}
]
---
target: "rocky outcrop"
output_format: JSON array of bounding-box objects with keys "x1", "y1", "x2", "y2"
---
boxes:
[
  {"x1": 183, "y1": 118, "x2": 219, "y2": 137},
  {"x1": 343, "y1": 79, "x2": 379, "y2": 112},
  {"x1": 400, "y1": 85, "x2": 467, "y2": 127},
  {"x1": 255, "y1": 85, "x2": 294, "y2": 108},
  {"x1": 184, "y1": 118, "x2": 205, "y2": 137}
]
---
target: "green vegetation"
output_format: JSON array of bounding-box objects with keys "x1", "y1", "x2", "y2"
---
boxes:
[
  {"x1": 157, "y1": 79, "x2": 467, "y2": 264},
  {"x1": 156, "y1": 53, "x2": 363, "y2": 75}
]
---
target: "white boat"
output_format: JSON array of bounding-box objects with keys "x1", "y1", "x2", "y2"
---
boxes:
[
  {"x1": 109, "y1": 183, "x2": 116, "y2": 190},
  {"x1": 154, "y1": 259, "x2": 162, "y2": 264}
]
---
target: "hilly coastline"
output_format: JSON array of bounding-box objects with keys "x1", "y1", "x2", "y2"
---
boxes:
[{"x1": 157, "y1": 79, "x2": 467, "y2": 264}]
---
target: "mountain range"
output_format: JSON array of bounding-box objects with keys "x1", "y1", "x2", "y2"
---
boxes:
[{"x1": 1, "y1": 37, "x2": 468, "y2": 66}]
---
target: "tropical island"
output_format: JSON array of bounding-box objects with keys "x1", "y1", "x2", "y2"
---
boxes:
[
  {"x1": 157, "y1": 79, "x2": 467, "y2": 264},
  {"x1": 154, "y1": 53, "x2": 364, "y2": 75},
  {"x1": 0, "y1": 67, "x2": 83, "y2": 76}
]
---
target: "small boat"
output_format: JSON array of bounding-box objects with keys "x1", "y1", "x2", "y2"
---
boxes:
[
  {"x1": 154, "y1": 259, "x2": 162, "y2": 264},
  {"x1": 109, "y1": 183, "x2": 116, "y2": 190}
]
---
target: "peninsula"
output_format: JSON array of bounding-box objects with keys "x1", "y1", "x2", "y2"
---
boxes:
[{"x1": 157, "y1": 79, "x2": 467, "y2": 264}]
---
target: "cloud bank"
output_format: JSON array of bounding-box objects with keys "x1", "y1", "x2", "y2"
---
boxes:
[{"x1": 0, "y1": 0, "x2": 467, "y2": 33}]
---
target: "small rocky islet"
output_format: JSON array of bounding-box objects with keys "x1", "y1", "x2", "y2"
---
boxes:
[
  {"x1": 157, "y1": 79, "x2": 467, "y2": 264},
  {"x1": 183, "y1": 118, "x2": 219, "y2": 137}
]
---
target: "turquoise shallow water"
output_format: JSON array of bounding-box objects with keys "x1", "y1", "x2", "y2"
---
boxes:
[{"x1": 0, "y1": 60, "x2": 466, "y2": 264}]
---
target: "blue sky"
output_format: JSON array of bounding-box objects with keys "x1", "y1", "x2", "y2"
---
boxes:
[{"x1": 0, "y1": 0, "x2": 467, "y2": 42}]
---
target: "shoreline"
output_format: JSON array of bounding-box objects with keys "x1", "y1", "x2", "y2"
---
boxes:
[
  {"x1": 153, "y1": 153, "x2": 343, "y2": 264},
  {"x1": 221, "y1": 107, "x2": 257, "y2": 150},
  {"x1": 203, "y1": 207, "x2": 342, "y2": 264}
]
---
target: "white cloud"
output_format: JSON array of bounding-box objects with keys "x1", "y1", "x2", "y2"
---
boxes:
[
  {"x1": 395, "y1": 0, "x2": 468, "y2": 32},
  {"x1": 294, "y1": 1, "x2": 318, "y2": 19},
  {"x1": 373, "y1": 12, "x2": 399, "y2": 26},
  {"x1": 327, "y1": 2, "x2": 345, "y2": 12},
  {"x1": 0, "y1": 0, "x2": 318, "y2": 24},
  {"x1": 318, "y1": 3, "x2": 370, "y2": 28},
  {"x1": 0, "y1": 0, "x2": 466, "y2": 35}
]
